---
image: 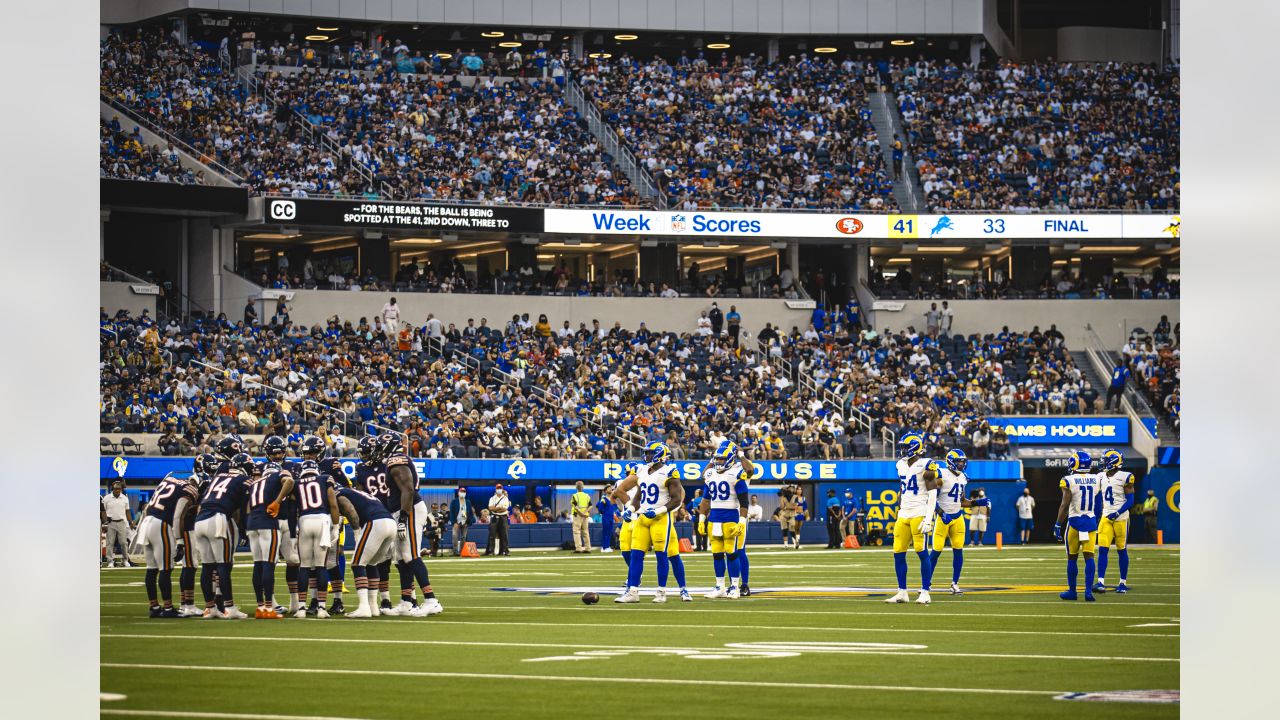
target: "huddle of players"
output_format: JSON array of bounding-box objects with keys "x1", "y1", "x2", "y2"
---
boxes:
[
  {"x1": 134, "y1": 432, "x2": 443, "y2": 619},
  {"x1": 886, "y1": 431, "x2": 1133, "y2": 605},
  {"x1": 608, "y1": 440, "x2": 752, "y2": 603}
]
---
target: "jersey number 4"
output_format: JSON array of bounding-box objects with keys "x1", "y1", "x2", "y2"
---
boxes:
[
  {"x1": 946, "y1": 484, "x2": 963, "y2": 503},
  {"x1": 900, "y1": 475, "x2": 919, "y2": 494}
]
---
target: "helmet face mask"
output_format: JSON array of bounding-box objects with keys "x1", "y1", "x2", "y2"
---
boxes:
[
  {"x1": 712, "y1": 440, "x2": 737, "y2": 470},
  {"x1": 945, "y1": 448, "x2": 967, "y2": 473},
  {"x1": 229, "y1": 452, "x2": 256, "y2": 476},
  {"x1": 217, "y1": 434, "x2": 245, "y2": 460},
  {"x1": 263, "y1": 435, "x2": 287, "y2": 461},
  {"x1": 300, "y1": 435, "x2": 326, "y2": 459},
  {"x1": 193, "y1": 453, "x2": 219, "y2": 476},
  {"x1": 1103, "y1": 449, "x2": 1123, "y2": 471},
  {"x1": 358, "y1": 435, "x2": 381, "y2": 463},
  {"x1": 647, "y1": 442, "x2": 670, "y2": 464},
  {"x1": 897, "y1": 432, "x2": 924, "y2": 459}
]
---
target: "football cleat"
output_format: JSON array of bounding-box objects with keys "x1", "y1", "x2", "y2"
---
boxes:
[
  {"x1": 328, "y1": 599, "x2": 345, "y2": 615},
  {"x1": 380, "y1": 604, "x2": 399, "y2": 616},
  {"x1": 726, "y1": 586, "x2": 741, "y2": 600},
  {"x1": 703, "y1": 586, "x2": 726, "y2": 599},
  {"x1": 1084, "y1": 592, "x2": 1096, "y2": 602},
  {"x1": 159, "y1": 607, "x2": 180, "y2": 619},
  {"x1": 411, "y1": 599, "x2": 444, "y2": 617},
  {"x1": 1093, "y1": 581, "x2": 1107, "y2": 593},
  {"x1": 201, "y1": 608, "x2": 224, "y2": 619},
  {"x1": 614, "y1": 588, "x2": 640, "y2": 603},
  {"x1": 254, "y1": 608, "x2": 265, "y2": 619},
  {"x1": 149, "y1": 606, "x2": 163, "y2": 618},
  {"x1": 315, "y1": 607, "x2": 330, "y2": 619},
  {"x1": 294, "y1": 608, "x2": 307, "y2": 619},
  {"x1": 680, "y1": 589, "x2": 692, "y2": 602},
  {"x1": 260, "y1": 609, "x2": 282, "y2": 619},
  {"x1": 884, "y1": 590, "x2": 909, "y2": 604},
  {"x1": 396, "y1": 600, "x2": 416, "y2": 615},
  {"x1": 740, "y1": 585, "x2": 751, "y2": 597},
  {"x1": 652, "y1": 589, "x2": 668, "y2": 604},
  {"x1": 915, "y1": 590, "x2": 932, "y2": 605},
  {"x1": 950, "y1": 583, "x2": 963, "y2": 596},
  {"x1": 178, "y1": 606, "x2": 201, "y2": 618},
  {"x1": 1059, "y1": 590, "x2": 1078, "y2": 601},
  {"x1": 1115, "y1": 583, "x2": 1129, "y2": 594},
  {"x1": 370, "y1": 602, "x2": 381, "y2": 617},
  {"x1": 223, "y1": 606, "x2": 248, "y2": 620},
  {"x1": 273, "y1": 605, "x2": 287, "y2": 615},
  {"x1": 347, "y1": 605, "x2": 372, "y2": 618}
]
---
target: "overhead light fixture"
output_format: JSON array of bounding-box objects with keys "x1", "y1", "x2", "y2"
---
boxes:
[
  {"x1": 1079, "y1": 245, "x2": 1141, "y2": 253},
  {"x1": 588, "y1": 52, "x2": 613, "y2": 59},
  {"x1": 434, "y1": 53, "x2": 453, "y2": 59},
  {"x1": 707, "y1": 43, "x2": 731, "y2": 49},
  {"x1": 305, "y1": 35, "x2": 330, "y2": 41},
  {"x1": 481, "y1": 31, "x2": 505, "y2": 38},
  {"x1": 914, "y1": 246, "x2": 967, "y2": 253},
  {"x1": 890, "y1": 39, "x2": 915, "y2": 46},
  {"x1": 498, "y1": 41, "x2": 522, "y2": 48},
  {"x1": 814, "y1": 47, "x2": 838, "y2": 53},
  {"x1": 614, "y1": 34, "x2": 638, "y2": 41},
  {"x1": 315, "y1": 26, "x2": 339, "y2": 32}
]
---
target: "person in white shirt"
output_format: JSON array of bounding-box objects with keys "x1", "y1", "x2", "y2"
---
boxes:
[
  {"x1": 486, "y1": 484, "x2": 512, "y2": 556},
  {"x1": 102, "y1": 482, "x2": 134, "y2": 567},
  {"x1": 746, "y1": 495, "x2": 764, "y2": 522},
  {"x1": 1015, "y1": 488, "x2": 1036, "y2": 544},
  {"x1": 381, "y1": 297, "x2": 400, "y2": 337}
]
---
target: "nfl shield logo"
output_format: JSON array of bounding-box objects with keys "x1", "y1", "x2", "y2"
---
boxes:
[{"x1": 670, "y1": 214, "x2": 687, "y2": 232}]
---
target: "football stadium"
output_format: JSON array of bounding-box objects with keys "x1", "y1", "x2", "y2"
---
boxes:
[{"x1": 95, "y1": 0, "x2": 1181, "y2": 717}]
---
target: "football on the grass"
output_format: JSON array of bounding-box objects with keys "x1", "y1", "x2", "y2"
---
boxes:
[{"x1": 582, "y1": 592, "x2": 600, "y2": 605}]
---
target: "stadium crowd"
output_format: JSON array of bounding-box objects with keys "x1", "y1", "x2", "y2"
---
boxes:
[
  {"x1": 100, "y1": 116, "x2": 206, "y2": 185},
  {"x1": 894, "y1": 58, "x2": 1180, "y2": 212},
  {"x1": 578, "y1": 52, "x2": 897, "y2": 211},
  {"x1": 1121, "y1": 315, "x2": 1180, "y2": 433},
  {"x1": 100, "y1": 292, "x2": 1105, "y2": 462},
  {"x1": 869, "y1": 265, "x2": 1179, "y2": 300}
]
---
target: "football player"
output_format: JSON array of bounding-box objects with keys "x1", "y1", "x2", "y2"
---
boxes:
[
  {"x1": 246, "y1": 436, "x2": 294, "y2": 619},
  {"x1": 1094, "y1": 449, "x2": 1134, "y2": 594},
  {"x1": 885, "y1": 432, "x2": 938, "y2": 605},
  {"x1": 354, "y1": 436, "x2": 397, "y2": 614},
  {"x1": 292, "y1": 436, "x2": 340, "y2": 618},
  {"x1": 928, "y1": 450, "x2": 990, "y2": 595},
  {"x1": 137, "y1": 469, "x2": 197, "y2": 617},
  {"x1": 309, "y1": 453, "x2": 351, "y2": 615},
  {"x1": 175, "y1": 453, "x2": 214, "y2": 616},
  {"x1": 336, "y1": 485, "x2": 398, "y2": 618},
  {"x1": 1055, "y1": 450, "x2": 1102, "y2": 601},
  {"x1": 614, "y1": 462, "x2": 640, "y2": 588},
  {"x1": 699, "y1": 440, "x2": 754, "y2": 600},
  {"x1": 214, "y1": 434, "x2": 245, "y2": 473},
  {"x1": 192, "y1": 452, "x2": 255, "y2": 619},
  {"x1": 611, "y1": 442, "x2": 684, "y2": 604},
  {"x1": 382, "y1": 433, "x2": 443, "y2": 617}
]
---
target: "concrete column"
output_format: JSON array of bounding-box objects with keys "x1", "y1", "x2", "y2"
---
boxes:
[
  {"x1": 767, "y1": 38, "x2": 779, "y2": 63},
  {"x1": 100, "y1": 210, "x2": 110, "y2": 259},
  {"x1": 969, "y1": 37, "x2": 984, "y2": 68},
  {"x1": 571, "y1": 31, "x2": 585, "y2": 59},
  {"x1": 786, "y1": 242, "x2": 800, "y2": 281}
]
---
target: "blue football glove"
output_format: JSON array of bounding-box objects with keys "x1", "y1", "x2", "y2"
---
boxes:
[
  {"x1": 621, "y1": 508, "x2": 635, "y2": 523},
  {"x1": 642, "y1": 508, "x2": 659, "y2": 519},
  {"x1": 1107, "y1": 512, "x2": 1119, "y2": 521},
  {"x1": 975, "y1": 497, "x2": 992, "y2": 507},
  {"x1": 1053, "y1": 522, "x2": 1063, "y2": 541}
]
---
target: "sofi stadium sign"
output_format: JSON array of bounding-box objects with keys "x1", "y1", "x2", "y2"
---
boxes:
[
  {"x1": 985, "y1": 416, "x2": 1130, "y2": 445},
  {"x1": 542, "y1": 209, "x2": 1179, "y2": 240}
]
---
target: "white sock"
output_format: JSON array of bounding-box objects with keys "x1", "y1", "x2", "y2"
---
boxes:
[{"x1": 357, "y1": 588, "x2": 369, "y2": 608}]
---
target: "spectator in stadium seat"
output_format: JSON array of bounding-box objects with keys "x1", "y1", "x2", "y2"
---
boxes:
[{"x1": 243, "y1": 300, "x2": 257, "y2": 326}]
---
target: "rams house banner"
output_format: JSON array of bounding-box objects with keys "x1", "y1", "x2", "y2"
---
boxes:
[
  {"x1": 984, "y1": 416, "x2": 1131, "y2": 445},
  {"x1": 101, "y1": 457, "x2": 1024, "y2": 483}
]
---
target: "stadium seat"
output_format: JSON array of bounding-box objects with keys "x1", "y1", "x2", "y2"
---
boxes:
[{"x1": 119, "y1": 437, "x2": 145, "y2": 456}]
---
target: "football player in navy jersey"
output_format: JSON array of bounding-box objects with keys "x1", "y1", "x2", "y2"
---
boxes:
[
  {"x1": 354, "y1": 436, "x2": 396, "y2": 614},
  {"x1": 247, "y1": 436, "x2": 295, "y2": 619},
  {"x1": 175, "y1": 453, "x2": 215, "y2": 616},
  {"x1": 292, "y1": 436, "x2": 340, "y2": 618},
  {"x1": 193, "y1": 453, "x2": 255, "y2": 619},
  {"x1": 275, "y1": 443, "x2": 304, "y2": 614},
  {"x1": 317, "y1": 454, "x2": 351, "y2": 615},
  {"x1": 381, "y1": 434, "x2": 443, "y2": 616},
  {"x1": 214, "y1": 434, "x2": 245, "y2": 474},
  {"x1": 138, "y1": 470, "x2": 198, "y2": 618},
  {"x1": 335, "y1": 485, "x2": 398, "y2": 618}
]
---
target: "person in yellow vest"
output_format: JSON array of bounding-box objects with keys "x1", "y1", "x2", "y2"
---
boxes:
[
  {"x1": 570, "y1": 481, "x2": 593, "y2": 553},
  {"x1": 1140, "y1": 489, "x2": 1160, "y2": 542}
]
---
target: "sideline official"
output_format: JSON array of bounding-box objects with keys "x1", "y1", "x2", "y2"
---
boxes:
[
  {"x1": 570, "y1": 481, "x2": 593, "y2": 553},
  {"x1": 102, "y1": 482, "x2": 133, "y2": 567},
  {"x1": 487, "y1": 484, "x2": 511, "y2": 556}
]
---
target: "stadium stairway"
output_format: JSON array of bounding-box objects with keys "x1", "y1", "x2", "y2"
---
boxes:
[
  {"x1": 868, "y1": 91, "x2": 923, "y2": 213},
  {"x1": 100, "y1": 98, "x2": 244, "y2": 188},
  {"x1": 564, "y1": 74, "x2": 667, "y2": 207},
  {"x1": 1070, "y1": 350, "x2": 1110, "y2": 397}
]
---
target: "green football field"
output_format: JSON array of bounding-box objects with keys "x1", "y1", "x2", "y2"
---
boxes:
[{"x1": 101, "y1": 544, "x2": 1179, "y2": 719}]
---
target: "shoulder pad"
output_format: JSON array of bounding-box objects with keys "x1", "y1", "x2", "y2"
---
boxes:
[
  {"x1": 668, "y1": 468, "x2": 681, "y2": 480},
  {"x1": 385, "y1": 454, "x2": 410, "y2": 467}
]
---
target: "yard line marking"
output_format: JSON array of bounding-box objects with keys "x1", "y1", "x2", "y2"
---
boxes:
[
  {"x1": 102, "y1": 634, "x2": 1180, "y2": 664},
  {"x1": 101, "y1": 711, "x2": 369, "y2": 720},
  {"x1": 97, "y1": 662, "x2": 1085, "y2": 695},
  {"x1": 101, "y1": 616, "x2": 1177, "y2": 638},
  {"x1": 424, "y1": 604, "x2": 1181, "y2": 621},
  {"x1": 1129, "y1": 623, "x2": 1181, "y2": 628}
]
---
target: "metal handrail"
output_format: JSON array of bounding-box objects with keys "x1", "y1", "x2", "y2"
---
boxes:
[
  {"x1": 1083, "y1": 323, "x2": 1159, "y2": 420},
  {"x1": 564, "y1": 73, "x2": 667, "y2": 207},
  {"x1": 879, "y1": 426, "x2": 897, "y2": 459},
  {"x1": 185, "y1": 358, "x2": 350, "y2": 433},
  {"x1": 100, "y1": 94, "x2": 248, "y2": 184}
]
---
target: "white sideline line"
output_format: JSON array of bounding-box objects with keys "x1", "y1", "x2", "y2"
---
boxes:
[
  {"x1": 102, "y1": 633, "x2": 1180, "y2": 664},
  {"x1": 102, "y1": 617, "x2": 1176, "y2": 639},
  {"x1": 102, "y1": 711, "x2": 368, "y2": 720},
  {"x1": 100, "y1": 662, "x2": 1082, "y2": 696}
]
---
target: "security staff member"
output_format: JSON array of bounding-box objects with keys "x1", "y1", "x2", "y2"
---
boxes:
[
  {"x1": 824, "y1": 489, "x2": 843, "y2": 549},
  {"x1": 1140, "y1": 489, "x2": 1160, "y2": 542},
  {"x1": 486, "y1": 484, "x2": 511, "y2": 556},
  {"x1": 840, "y1": 489, "x2": 861, "y2": 544},
  {"x1": 596, "y1": 486, "x2": 616, "y2": 553},
  {"x1": 102, "y1": 482, "x2": 134, "y2": 567},
  {"x1": 570, "y1": 481, "x2": 593, "y2": 553}
]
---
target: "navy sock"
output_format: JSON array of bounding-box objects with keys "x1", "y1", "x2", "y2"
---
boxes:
[
  {"x1": 157, "y1": 569, "x2": 173, "y2": 604},
  {"x1": 397, "y1": 561, "x2": 415, "y2": 603},
  {"x1": 1117, "y1": 548, "x2": 1130, "y2": 582},
  {"x1": 1066, "y1": 558, "x2": 1079, "y2": 592},
  {"x1": 285, "y1": 564, "x2": 299, "y2": 599},
  {"x1": 916, "y1": 550, "x2": 932, "y2": 591},
  {"x1": 1097, "y1": 547, "x2": 1110, "y2": 581},
  {"x1": 712, "y1": 552, "x2": 726, "y2": 581},
  {"x1": 410, "y1": 557, "x2": 435, "y2": 599},
  {"x1": 894, "y1": 552, "x2": 908, "y2": 590},
  {"x1": 296, "y1": 566, "x2": 310, "y2": 606},
  {"x1": 726, "y1": 552, "x2": 740, "y2": 585},
  {"x1": 144, "y1": 569, "x2": 159, "y2": 604},
  {"x1": 333, "y1": 551, "x2": 346, "y2": 588},
  {"x1": 200, "y1": 565, "x2": 215, "y2": 604},
  {"x1": 670, "y1": 555, "x2": 687, "y2": 589},
  {"x1": 1084, "y1": 557, "x2": 1096, "y2": 593},
  {"x1": 655, "y1": 552, "x2": 670, "y2": 587},
  {"x1": 621, "y1": 548, "x2": 632, "y2": 568},
  {"x1": 180, "y1": 566, "x2": 196, "y2": 599},
  {"x1": 217, "y1": 563, "x2": 233, "y2": 607},
  {"x1": 315, "y1": 567, "x2": 329, "y2": 602},
  {"x1": 263, "y1": 563, "x2": 276, "y2": 603},
  {"x1": 952, "y1": 549, "x2": 964, "y2": 586},
  {"x1": 739, "y1": 550, "x2": 750, "y2": 586},
  {"x1": 251, "y1": 562, "x2": 264, "y2": 604},
  {"x1": 626, "y1": 550, "x2": 644, "y2": 588}
]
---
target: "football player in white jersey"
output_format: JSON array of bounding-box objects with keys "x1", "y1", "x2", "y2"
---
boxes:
[
  {"x1": 1055, "y1": 450, "x2": 1101, "y2": 601},
  {"x1": 928, "y1": 449, "x2": 991, "y2": 595},
  {"x1": 610, "y1": 442, "x2": 686, "y2": 603},
  {"x1": 886, "y1": 432, "x2": 939, "y2": 605},
  {"x1": 1093, "y1": 449, "x2": 1134, "y2": 594},
  {"x1": 698, "y1": 440, "x2": 755, "y2": 599},
  {"x1": 614, "y1": 462, "x2": 641, "y2": 587}
]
